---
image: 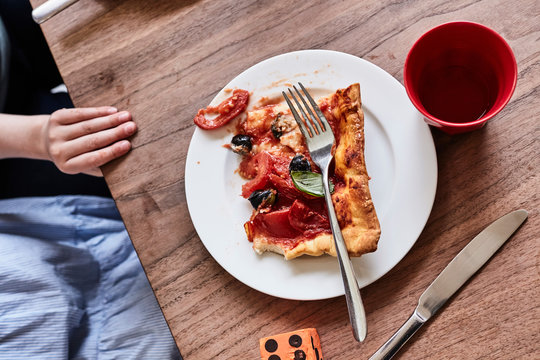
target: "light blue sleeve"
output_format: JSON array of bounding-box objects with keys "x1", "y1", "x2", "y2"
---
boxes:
[{"x1": 0, "y1": 196, "x2": 182, "y2": 360}]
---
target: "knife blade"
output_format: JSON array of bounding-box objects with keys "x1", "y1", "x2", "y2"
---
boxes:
[{"x1": 369, "y1": 209, "x2": 528, "y2": 360}]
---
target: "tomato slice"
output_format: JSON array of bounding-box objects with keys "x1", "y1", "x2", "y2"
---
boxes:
[
  {"x1": 247, "y1": 200, "x2": 329, "y2": 246},
  {"x1": 268, "y1": 173, "x2": 300, "y2": 200},
  {"x1": 252, "y1": 208, "x2": 300, "y2": 239},
  {"x1": 194, "y1": 89, "x2": 249, "y2": 130},
  {"x1": 241, "y1": 151, "x2": 273, "y2": 198},
  {"x1": 288, "y1": 200, "x2": 330, "y2": 237}
]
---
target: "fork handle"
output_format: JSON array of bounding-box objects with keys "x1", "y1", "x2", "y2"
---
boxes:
[{"x1": 322, "y1": 167, "x2": 368, "y2": 342}]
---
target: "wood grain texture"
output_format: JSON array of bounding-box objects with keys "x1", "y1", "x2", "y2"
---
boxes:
[{"x1": 30, "y1": 0, "x2": 539, "y2": 358}]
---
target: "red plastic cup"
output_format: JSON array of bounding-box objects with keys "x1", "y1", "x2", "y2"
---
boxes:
[{"x1": 404, "y1": 21, "x2": 517, "y2": 134}]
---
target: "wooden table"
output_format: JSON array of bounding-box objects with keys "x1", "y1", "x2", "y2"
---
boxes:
[{"x1": 31, "y1": 0, "x2": 539, "y2": 358}]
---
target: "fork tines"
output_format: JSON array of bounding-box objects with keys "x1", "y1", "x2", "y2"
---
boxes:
[{"x1": 282, "y1": 83, "x2": 329, "y2": 138}]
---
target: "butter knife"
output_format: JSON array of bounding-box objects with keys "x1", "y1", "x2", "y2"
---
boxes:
[
  {"x1": 32, "y1": 0, "x2": 80, "y2": 24},
  {"x1": 370, "y1": 209, "x2": 528, "y2": 360}
]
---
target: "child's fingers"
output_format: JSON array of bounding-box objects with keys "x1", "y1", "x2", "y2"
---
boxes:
[
  {"x1": 82, "y1": 167, "x2": 104, "y2": 177},
  {"x1": 53, "y1": 107, "x2": 118, "y2": 125},
  {"x1": 62, "y1": 111, "x2": 132, "y2": 140},
  {"x1": 62, "y1": 140, "x2": 131, "y2": 174},
  {"x1": 62, "y1": 121, "x2": 137, "y2": 159}
]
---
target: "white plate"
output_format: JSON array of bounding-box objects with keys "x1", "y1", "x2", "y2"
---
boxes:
[{"x1": 185, "y1": 50, "x2": 437, "y2": 301}]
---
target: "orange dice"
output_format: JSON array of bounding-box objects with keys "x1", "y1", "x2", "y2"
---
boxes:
[{"x1": 259, "y1": 328, "x2": 323, "y2": 360}]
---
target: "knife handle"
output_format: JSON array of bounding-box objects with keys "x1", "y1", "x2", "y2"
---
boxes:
[
  {"x1": 369, "y1": 310, "x2": 426, "y2": 360},
  {"x1": 32, "y1": 0, "x2": 80, "y2": 24}
]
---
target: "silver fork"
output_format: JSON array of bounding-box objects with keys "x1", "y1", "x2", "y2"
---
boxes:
[{"x1": 283, "y1": 83, "x2": 368, "y2": 342}]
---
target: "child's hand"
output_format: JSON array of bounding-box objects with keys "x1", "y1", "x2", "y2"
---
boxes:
[{"x1": 43, "y1": 107, "x2": 137, "y2": 177}]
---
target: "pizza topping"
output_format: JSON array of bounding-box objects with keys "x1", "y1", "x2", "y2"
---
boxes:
[
  {"x1": 290, "y1": 171, "x2": 334, "y2": 197},
  {"x1": 278, "y1": 129, "x2": 305, "y2": 154},
  {"x1": 270, "y1": 112, "x2": 305, "y2": 153},
  {"x1": 230, "y1": 134, "x2": 253, "y2": 154},
  {"x1": 193, "y1": 89, "x2": 249, "y2": 130},
  {"x1": 248, "y1": 189, "x2": 278, "y2": 210},
  {"x1": 247, "y1": 199, "x2": 330, "y2": 247},
  {"x1": 241, "y1": 151, "x2": 273, "y2": 197},
  {"x1": 243, "y1": 107, "x2": 275, "y2": 141},
  {"x1": 288, "y1": 200, "x2": 329, "y2": 237},
  {"x1": 252, "y1": 209, "x2": 300, "y2": 240},
  {"x1": 270, "y1": 113, "x2": 284, "y2": 139},
  {"x1": 289, "y1": 154, "x2": 311, "y2": 172},
  {"x1": 271, "y1": 112, "x2": 297, "y2": 139}
]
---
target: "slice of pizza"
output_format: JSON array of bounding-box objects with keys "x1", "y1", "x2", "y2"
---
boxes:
[{"x1": 231, "y1": 83, "x2": 380, "y2": 260}]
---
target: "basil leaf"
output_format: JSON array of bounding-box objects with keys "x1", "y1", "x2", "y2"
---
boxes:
[{"x1": 290, "y1": 171, "x2": 334, "y2": 197}]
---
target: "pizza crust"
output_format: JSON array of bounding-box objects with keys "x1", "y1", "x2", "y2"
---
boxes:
[{"x1": 249, "y1": 83, "x2": 381, "y2": 259}]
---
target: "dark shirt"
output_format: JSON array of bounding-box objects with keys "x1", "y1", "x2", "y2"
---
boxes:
[{"x1": 0, "y1": 1, "x2": 111, "y2": 199}]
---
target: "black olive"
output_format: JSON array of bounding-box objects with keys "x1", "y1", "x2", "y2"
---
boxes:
[
  {"x1": 289, "y1": 154, "x2": 311, "y2": 172},
  {"x1": 248, "y1": 189, "x2": 277, "y2": 209},
  {"x1": 230, "y1": 134, "x2": 252, "y2": 154}
]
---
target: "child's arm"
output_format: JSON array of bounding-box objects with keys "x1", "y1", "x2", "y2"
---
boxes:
[{"x1": 0, "y1": 107, "x2": 137, "y2": 176}]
